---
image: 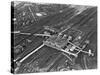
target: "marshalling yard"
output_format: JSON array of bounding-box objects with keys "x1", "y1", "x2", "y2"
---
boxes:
[{"x1": 11, "y1": 1, "x2": 97, "y2": 74}]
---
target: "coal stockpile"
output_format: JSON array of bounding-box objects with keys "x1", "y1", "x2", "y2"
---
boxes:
[{"x1": 11, "y1": 1, "x2": 97, "y2": 74}]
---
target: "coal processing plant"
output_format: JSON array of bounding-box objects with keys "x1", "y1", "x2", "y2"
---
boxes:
[{"x1": 11, "y1": 1, "x2": 97, "y2": 74}]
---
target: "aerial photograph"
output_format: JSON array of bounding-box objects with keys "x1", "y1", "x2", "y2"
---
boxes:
[{"x1": 11, "y1": 1, "x2": 97, "y2": 74}]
